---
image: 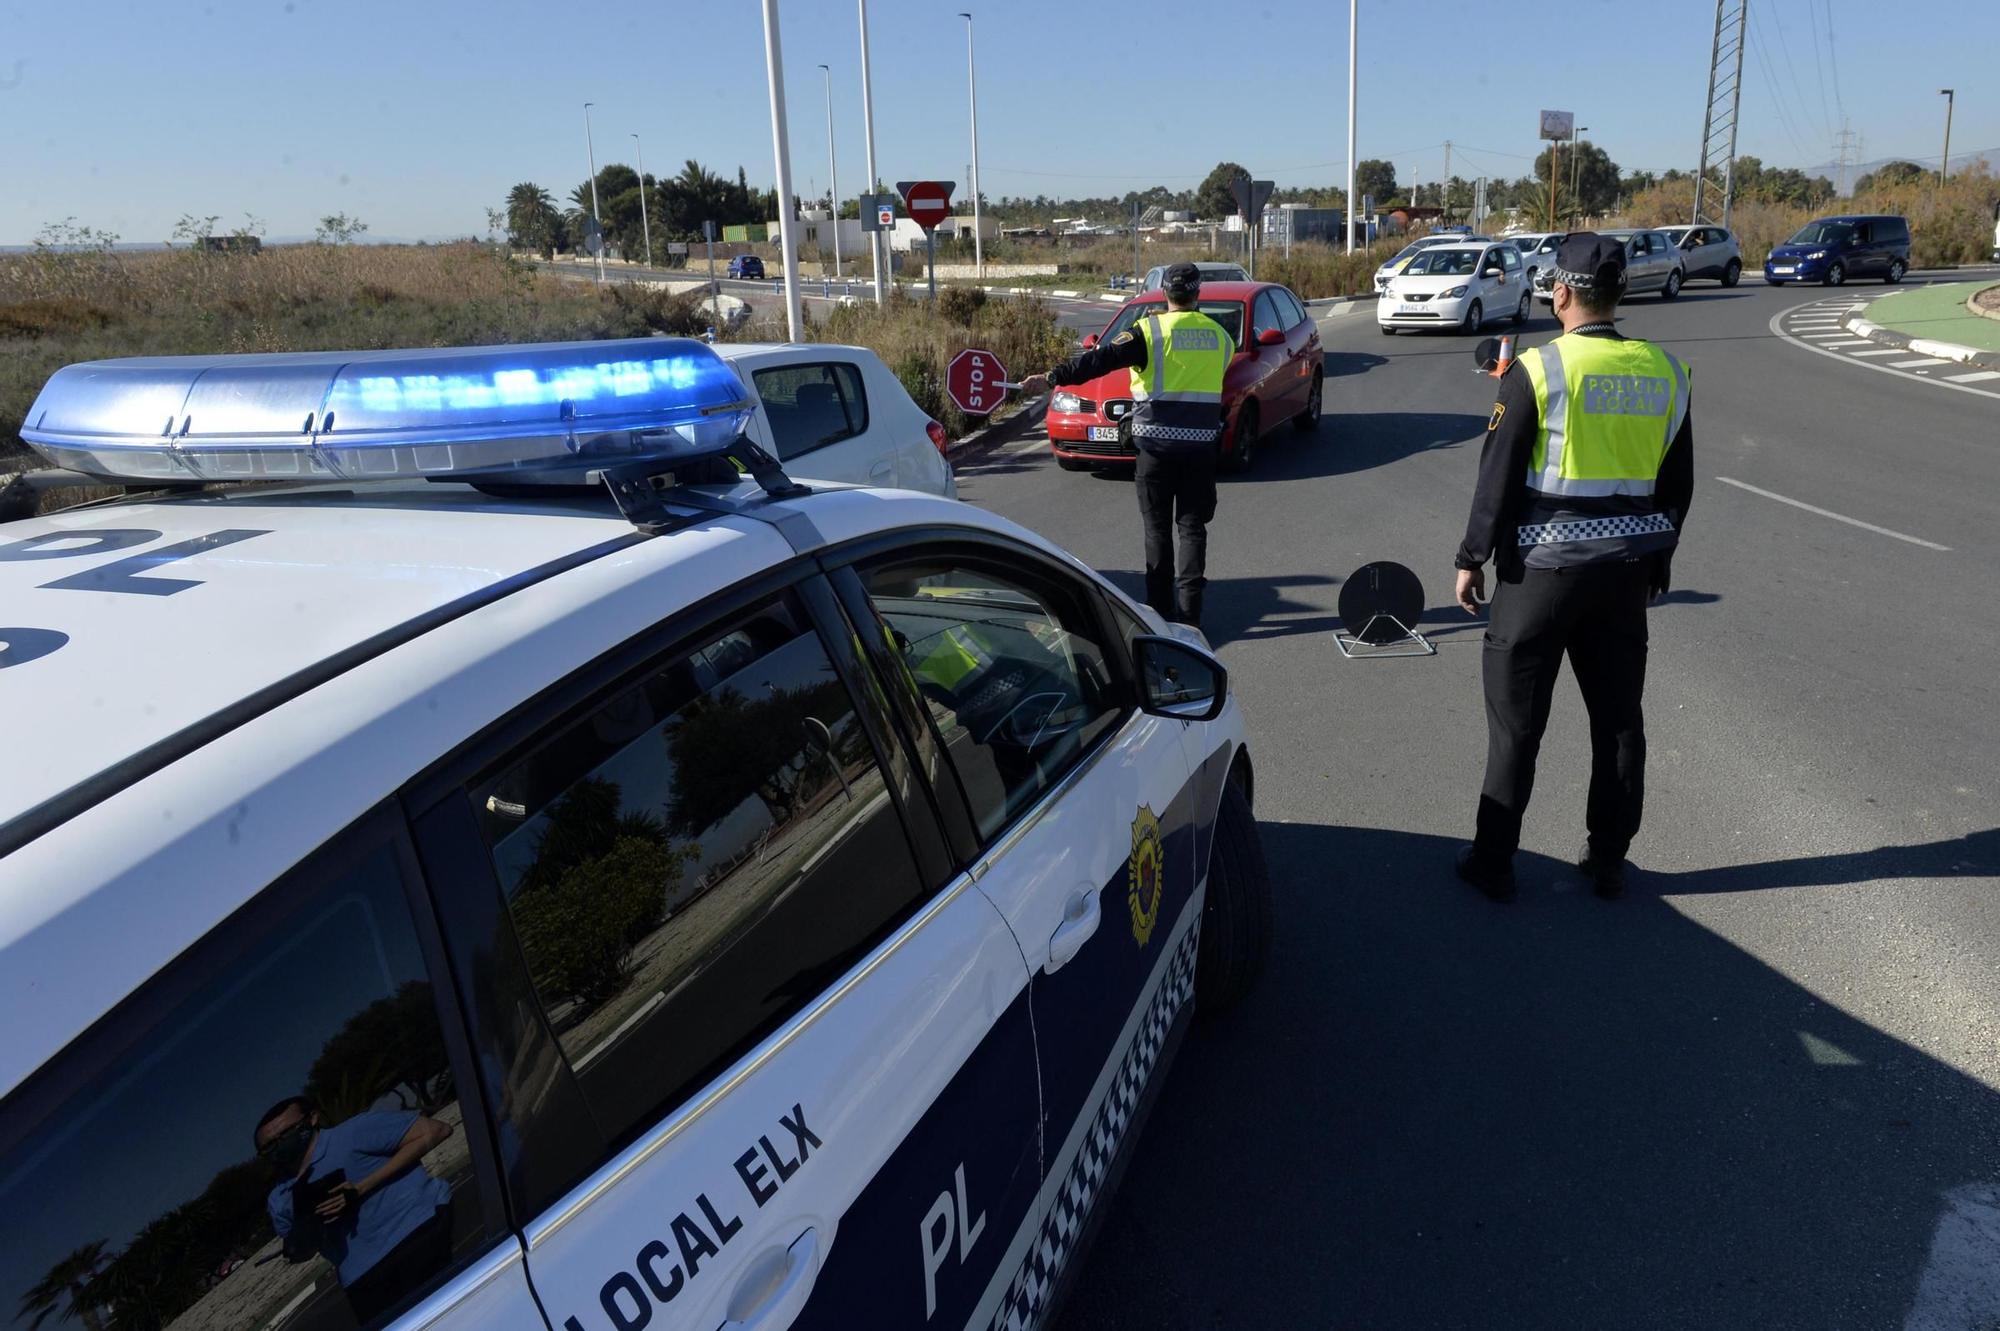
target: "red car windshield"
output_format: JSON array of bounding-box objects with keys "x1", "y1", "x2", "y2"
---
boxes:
[{"x1": 1100, "y1": 299, "x2": 1245, "y2": 347}]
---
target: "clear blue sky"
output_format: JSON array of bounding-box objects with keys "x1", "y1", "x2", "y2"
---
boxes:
[{"x1": 2, "y1": 0, "x2": 1990, "y2": 244}]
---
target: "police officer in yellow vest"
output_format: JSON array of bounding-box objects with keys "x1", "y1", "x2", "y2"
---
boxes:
[
  {"x1": 1021, "y1": 262, "x2": 1234, "y2": 627},
  {"x1": 1452, "y1": 233, "x2": 1694, "y2": 903}
]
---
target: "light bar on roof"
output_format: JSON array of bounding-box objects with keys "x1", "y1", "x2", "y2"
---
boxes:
[{"x1": 19, "y1": 338, "x2": 754, "y2": 483}]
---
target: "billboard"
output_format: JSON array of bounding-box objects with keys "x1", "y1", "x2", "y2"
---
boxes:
[{"x1": 1539, "y1": 109, "x2": 1575, "y2": 140}]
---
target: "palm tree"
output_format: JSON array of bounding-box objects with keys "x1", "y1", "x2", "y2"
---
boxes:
[
  {"x1": 505, "y1": 182, "x2": 559, "y2": 257},
  {"x1": 18, "y1": 1239, "x2": 109, "y2": 1331}
]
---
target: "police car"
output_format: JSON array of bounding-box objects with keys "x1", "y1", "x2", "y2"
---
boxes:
[{"x1": 0, "y1": 338, "x2": 1270, "y2": 1331}]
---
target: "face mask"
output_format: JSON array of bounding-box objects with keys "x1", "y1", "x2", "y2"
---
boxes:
[{"x1": 263, "y1": 1122, "x2": 314, "y2": 1172}]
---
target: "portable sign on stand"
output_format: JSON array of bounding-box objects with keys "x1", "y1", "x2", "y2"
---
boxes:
[
  {"x1": 896, "y1": 180, "x2": 956, "y2": 302},
  {"x1": 1334, "y1": 560, "x2": 1436, "y2": 658}
]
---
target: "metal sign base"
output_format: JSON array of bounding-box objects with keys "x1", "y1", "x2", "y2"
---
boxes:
[{"x1": 1334, "y1": 613, "x2": 1436, "y2": 659}]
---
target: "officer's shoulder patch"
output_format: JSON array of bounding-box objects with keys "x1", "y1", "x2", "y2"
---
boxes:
[
  {"x1": 1487, "y1": 401, "x2": 1507, "y2": 432},
  {"x1": 1110, "y1": 330, "x2": 1136, "y2": 346}
]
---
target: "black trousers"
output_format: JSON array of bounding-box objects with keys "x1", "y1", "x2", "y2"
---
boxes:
[
  {"x1": 1134, "y1": 447, "x2": 1218, "y2": 626},
  {"x1": 1474, "y1": 560, "x2": 1651, "y2": 862}
]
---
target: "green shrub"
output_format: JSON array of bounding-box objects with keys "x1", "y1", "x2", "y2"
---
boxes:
[
  {"x1": 936, "y1": 284, "x2": 988, "y2": 324},
  {"x1": 511, "y1": 835, "x2": 682, "y2": 1007}
]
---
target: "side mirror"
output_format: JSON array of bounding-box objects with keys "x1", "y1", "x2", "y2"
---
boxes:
[
  {"x1": 1256, "y1": 327, "x2": 1286, "y2": 347},
  {"x1": 1472, "y1": 336, "x2": 1503, "y2": 374},
  {"x1": 1133, "y1": 636, "x2": 1227, "y2": 722},
  {"x1": 1482, "y1": 266, "x2": 1504, "y2": 278},
  {"x1": 1080, "y1": 333, "x2": 1099, "y2": 349}
]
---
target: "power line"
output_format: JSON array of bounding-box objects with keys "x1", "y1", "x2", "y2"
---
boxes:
[
  {"x1": 1745, "y1": 13, "x2": 1813, "y2": 162},
  {"x1": 1748, "y1": 2, "x2": 1822, "y2": 152},
  {"x1": 1805, "y1": 0, "x2": 1832, "y2": 139},
  {"x1": 1822, "y1": 0, "x2": 1845, "y2": 123},
  {"x1": 1766, "y1": 1, "x2": 1827, "y2": 141}
]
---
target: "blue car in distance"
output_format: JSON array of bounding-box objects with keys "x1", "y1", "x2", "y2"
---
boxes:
[
  {"x1": 728, "y1": 254, "x2": 766, "y2": 280},
  {"x1": 1764, "y1": 215, "x2": 1910, "y2": 286}
]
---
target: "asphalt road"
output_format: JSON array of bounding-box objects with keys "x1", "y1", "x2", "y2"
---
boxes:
[{"x1": 949, "y1": 273, "x2": 2000, "y2": 1330}]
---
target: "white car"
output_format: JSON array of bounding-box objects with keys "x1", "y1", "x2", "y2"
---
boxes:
[
  {"x1": 713, "y1": 342, "x2": 955, "y2": 498},
  {"x1": 0, "y1": 337, "x2": 1268, "y2": 1331},
  {"x1": 1141, "y1": 260, "x2": 1248, "y2": 292},
  {"x1": 1371, "y1": 233, "x2": 1493, "y2": 293},
  {"x1": 1378, "y1": 241, "x2": 1531, "y2": 334},
  {"x1": 1504, "y1": 231, "x2": 1566, "y2": 285}
]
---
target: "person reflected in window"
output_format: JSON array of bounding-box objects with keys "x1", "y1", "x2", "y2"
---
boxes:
[{"x1": 253, "y1": 1094, "x2": 454, "y2": 1324}]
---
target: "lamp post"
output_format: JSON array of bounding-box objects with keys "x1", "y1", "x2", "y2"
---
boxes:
[
  {"x1": 958, "y1": 12, "x2": 984, "y2": 280},
  {"x1": 1345, "y1": 0, "x2": 1358, "y2": 252},
  {"x1": 857, "y1": 0, "x2": 885, "y2": 304},
  {"x1": 818, "y1": 64, "x2": 842, "y2": 280},
  {"x1": 1570, "y1": 124, "x2": 1588, "y2": 224},
  {"x1": 760, "y1": 0, "x2": 803, "y2": 341},
  {"x1": 1938, "y1": 89, "x2": 1954, "y2": 187},
  {"x1": 582, "y1": 102, "x2": 605, "y2": 282},
  {"x1": 630, "y1": 133, "x2": 653, "y2": 269}
]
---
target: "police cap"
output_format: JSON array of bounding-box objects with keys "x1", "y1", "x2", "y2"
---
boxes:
[
  {"x1": 1163, "y1": 262, "x2": 1203, "y2": 300},
  {"x1": 1551, "y1": 232, "x2": 1628, "y2": 293}
]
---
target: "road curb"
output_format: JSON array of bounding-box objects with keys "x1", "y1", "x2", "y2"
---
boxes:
[
  {"x1": 948, "y1": 396, "x2": 1048, "y2": 464},
  {"x1": 1844, "y1": 309, "x2": 2000, "y2": 371}
]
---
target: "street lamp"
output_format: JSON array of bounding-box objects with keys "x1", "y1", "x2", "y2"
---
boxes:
[
  {"x1": 1570, "y1": 124, "x2": 1589, "y2": 224},
  {"x1": 1939, "y1": 89, "x2": 1955, "y2": 187},
  {"x1": 857, "y1": 0, "x2": 885, "y2": 305},
  {"x1": 631, "y1": 133, "x2": 653, "y2": 269},
  {"x1": 818, "y1": 64, "x2": 842, "y2": 280},
  {"x1": 958, "y1": 12, "x2": 984, "y2": 280},
  {"x1": 759, "y1": 0, "x2": 803, "y2": 341},
  {"x1": 1344, "y1": 0, "x2": 1357, "y2": 253},
  {"x1": 582, "y1": 102, "x2": 606, "y2": 282}
]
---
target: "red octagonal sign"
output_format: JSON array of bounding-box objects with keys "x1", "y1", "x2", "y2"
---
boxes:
[
  {"x1": 947, "y1": 347, "x2": 1009, "y2": 417},
  {"x1": 900, "y1": 180, "x2": 953, "y2": 231}
]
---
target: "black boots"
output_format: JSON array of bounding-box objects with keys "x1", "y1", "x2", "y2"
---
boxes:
[
  {"x1": 1578, "y1": 844, "x2": 1628, "y2": 899},
  {"x1": 1455, "y1": 845, "x2": 1517, "y2": 903}
]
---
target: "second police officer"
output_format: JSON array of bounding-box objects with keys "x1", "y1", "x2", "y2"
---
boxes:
[
  {"x1": 1021, "y1": 262, "x2": 1233, "y2": 629},
  {"x1": 1451, "y1": 233, "x2": 1695, "y2": 903}
]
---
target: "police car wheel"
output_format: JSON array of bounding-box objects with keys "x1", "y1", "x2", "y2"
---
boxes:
[
  {"x1": 1195, "y1": 776, "x2": 1272, "y2": 1014},
  {"x1": 1292, "y1": 372, "x2": 1323, "y2": 433},
  {"x1": 1459, "y1": 299, "x2": 1483, "y2": 333}
]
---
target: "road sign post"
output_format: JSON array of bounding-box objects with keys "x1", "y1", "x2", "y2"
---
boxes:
[
  {"x1": 704, "y1": 220, "x2": 721, "y2": 330},
  {"x1": 946, "y1": 347, "x2": 1009, "y2": 417},
  {"x1": 1231, "y1": 177, "x2": 1275, "y2": 279},
  {"x1": 896, "y1": 180, "x2": 955, "y2": 304}
]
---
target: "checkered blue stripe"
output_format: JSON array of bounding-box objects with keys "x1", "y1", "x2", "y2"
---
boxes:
[
  {"x1": 986, "y1": 920, "x2": 1201, "y2": 1331},
  {"x1": 1516, "y1": 512, "x2": 1674, "y2": 546},
  {"x1": 1131, "y1": 423, "x2": 1220, "y2": 443}
]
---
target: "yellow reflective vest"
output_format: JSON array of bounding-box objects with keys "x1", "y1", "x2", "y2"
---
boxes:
[{"x1": 1130, "y1": 309, "x2": 1234, "y2": 453}]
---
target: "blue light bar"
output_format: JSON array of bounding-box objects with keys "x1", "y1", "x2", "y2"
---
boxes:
[{"x1": 19, "y1": 338, "x2": 755, "y2": 483}]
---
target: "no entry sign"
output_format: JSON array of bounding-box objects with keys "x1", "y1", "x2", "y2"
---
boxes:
[
  {"x1": 896, "y1": 180, "x2": 955, "y2": 231},
  {"x1": 946, "y1": 348, "x2": 1009, "y2": 417}
]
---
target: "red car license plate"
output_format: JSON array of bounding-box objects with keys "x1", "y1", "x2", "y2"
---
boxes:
[{"x1": 1088, "y1": 426, "x2": 1121, "y2": 442}]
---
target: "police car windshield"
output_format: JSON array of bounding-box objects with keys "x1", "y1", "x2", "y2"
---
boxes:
[
  {"x1": 1404, "y1": 248, "x2": 1481, "y2": 276},
  {"x1": 1102, "y1": 299, "x2": 1244, "y2": 347},
  {"x1": 1789, "y1": 221, "x2": 1855, "y2": 245}
]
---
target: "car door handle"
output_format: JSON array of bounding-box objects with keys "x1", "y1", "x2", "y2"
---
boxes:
[
  {"x1": 868, "y1": 459, "x2": 894, "y2": 482},
  {"x1": 719, "y1": 1227, "x2": 821, "y2": 1330},
  {"x1": 1047, "y1": 889, "x2": 1101, "y2": 973}
]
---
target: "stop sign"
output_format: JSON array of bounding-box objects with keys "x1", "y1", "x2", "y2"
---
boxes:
[
  {"x1": 901, "y1": 180, "x2": 953, "y2": 231},
  {"x1": 946, "y1": 348, "x2": 1009, "y2": 417}
]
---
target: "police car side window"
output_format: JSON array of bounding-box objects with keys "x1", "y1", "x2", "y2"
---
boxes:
[
  {"x1": 0, "y1": 814, "x2": 491, "y2": 1331},
  {"x1": 463, "y1": 595, "x2": 925, "y2": 1154},
  {"x1": 752, "y1": 361, "x2": 870, "y2": 461},
  {"x1": 861, "y1": 557, "x2": 1122, "y2": 843}
]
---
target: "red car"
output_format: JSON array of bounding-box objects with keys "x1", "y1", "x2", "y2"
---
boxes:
[{"x1": 1046, "y1": 281, "x2": 1323, "y2": 473}]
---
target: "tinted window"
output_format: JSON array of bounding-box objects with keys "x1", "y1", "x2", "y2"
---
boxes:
[
  {"x1": 1876, "y1": 218, "x2": 1908, "y2": 243},
  {"x1": 753, "y1": 361, "x2": 869, "y2": 461},
  {"x1": 1272, "y1": 287, "x2": 1308, "y2": 328},
  {"x1": 1252, "y1": 291, "x2": 1284, "y2": 339},
  {"x1": 1406, "y1": 249, "x2": 1479, "y2": 275},
  {"x1": 0, "y1": 820, "x2": 487, "y2": 1331},
  {"x1": 466, "y1": 596, "x2": 924, "y2": 1149},
  {"x1": 1789, "y1": 221, "x2": 1854, "y2": 245},
  {"x1": 862, "y1": 558, "x2": 1122, "y2": 842}
]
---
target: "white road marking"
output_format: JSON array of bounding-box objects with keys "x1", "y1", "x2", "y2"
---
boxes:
[
  {"x1": 1769, "y1": 301, "x2": 2000, "y2": 400},
  {"x1": 1903, "y1": 1183, "x2": 2000, "y2": 1331},
  {"x1": 1819, "y1": 340, "x2": 1876, "y2": 347},
  {"x1": 1889, "y1": 357, "x2": 1950, "y2": 368},
  {"x1": 1850, "y1": 348, "x2": 1904, "y2": 356},
  {"x1": 1946, "y1": 370, "x2": 2000, "y2": 383},
  {"x1": 1715, "y1": 476, "x2": 1952, "y2": 551},
  {"x1": 1801, "y1": 331, "x2": 1850, "y2": 340}
]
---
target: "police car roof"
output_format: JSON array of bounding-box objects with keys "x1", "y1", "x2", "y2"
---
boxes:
[{"x1": 0, "y1": 478, "x2": 1025, "y2": 1093}]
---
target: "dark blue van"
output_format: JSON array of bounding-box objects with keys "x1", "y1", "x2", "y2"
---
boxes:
[{"x1": 1764, "y1": 215, "x2": 1910, "y2": 286}]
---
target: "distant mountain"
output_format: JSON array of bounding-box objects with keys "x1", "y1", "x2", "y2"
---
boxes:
[{"x1": 1805, "y1": 146, "x2": 1998, "y2": 177}]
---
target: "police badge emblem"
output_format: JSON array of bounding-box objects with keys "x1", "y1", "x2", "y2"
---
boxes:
[{"x1": 1128, "y1": 804, "x2": 1163, "y2": 947}]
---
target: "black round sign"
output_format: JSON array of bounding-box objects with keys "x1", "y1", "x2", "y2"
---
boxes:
[{"x1": 1338, "y1": 561, "x2": 1426, "y2": 644}]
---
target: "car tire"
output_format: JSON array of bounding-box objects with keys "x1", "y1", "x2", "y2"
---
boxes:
[
  {"x1": 1885, "y1": 259, "x2": 1907, "y2": 284},
  {"x1": 1055, "y1": 454, "x2": 1091, "y2": 472},
  {"x1": 1722, "y1": 259, "x2": 1742, "y2": 287},
  {"x1": 1225, "y1": 401, "x2": 1258, "y2": 473},
  {"x1": 1379, "y1": 323, "x2": 1397, "y2": 336},
  {"x1": 1292, "y1": 371, "x2": 1323, "y2": 433},
  {"x1": 1460, "y1": 299, "x2": 1483, "y2": 334},
  {"x1": 1825, "y1": 263, "x2": 1846, "y2": 287},
  {"x1": 1661, "y1": 269, "x2": 1682, "y2": 299},
  {"x1": 1513, "y1": 292, "x2": 1531, "y2": 326},
  {"x1": 1195, "y1": 775, "x2": 1271, "y2": 1015}
]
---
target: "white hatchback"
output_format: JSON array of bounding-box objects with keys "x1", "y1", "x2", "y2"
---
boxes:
[
  {"x1": 0, "y1": 337, "x2": 1268, "y2": 1331},
  {"x1": 1378, "y1": 242, "x2": 1531, "y2": 335}
]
